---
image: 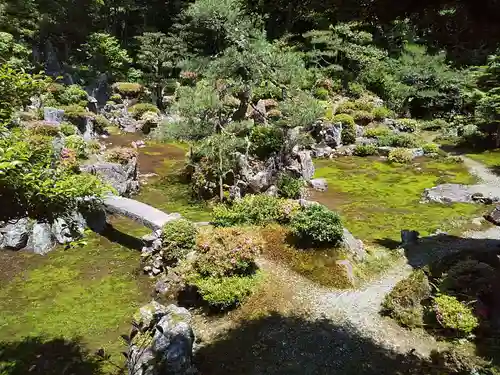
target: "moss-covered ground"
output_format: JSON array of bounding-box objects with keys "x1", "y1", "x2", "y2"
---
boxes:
[
  {"x1": 312, "y1": 156, "x2": 483, "y2": 244},
  {"x1": 466, "y1": 149, "x2": 500, "y2": 169},
  {"x1": 0, "y1": 218, "x2": 152, "y2": 375}
]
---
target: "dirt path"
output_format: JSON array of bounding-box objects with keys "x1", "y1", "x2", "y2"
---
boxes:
[{"x1": 462, "y1": 155, "x2": 500, "y2": 186}]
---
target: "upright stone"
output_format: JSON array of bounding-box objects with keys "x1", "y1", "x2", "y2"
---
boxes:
[
  {"x1": 2, "y1": 218, "x2": 30, "y2": 250},
  {"x1": 44, "y1": 107, "x2": 65, "y2": 124},
  {"x1": 26, "y1": 222, "x2": 56, "y2": 255}
]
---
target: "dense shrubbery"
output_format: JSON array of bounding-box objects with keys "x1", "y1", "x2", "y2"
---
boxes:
[
  {"x1": 276, "y1": 173, "x2": 304, "y2": 199},
  {"x1": 105, "y1": 147, "x2": 137, "y2": 164},
  {"x1": 332, "y1": 114, "x2": 356, "y2": 144},
  {"x1": 62, "y1": 104, "x2": 88, "y2": 124},
  {"x1": 353, "y1": 144, "x2": 378, "y2": 156},
  {"x1": 388, "y1": 148, "x2": 413, "y2": 164},
  {"x1": 379, "y1": 133, "x2": 419, "y2": 148},
  {"x1": 250, "y1": 125, "x2": 283, "y2": 159},
  {"x1": 161, "y1": 219, "x2": 197, "y2": 262},
  {"x1": 290, "y1": 204, "x2": 343, "y2": 247},
  {"x1": 381, "y1": 270, "x2": 431, "y2": 328},
  {"x1": 433, "y1": 294, "x2": 479, "y2": 337},
  {"x1": 422, "y1": 143, "x2": 440, "y2": 154},
  {"x1": 128, "y1": 103, "x2": 160, "y2": 119}
]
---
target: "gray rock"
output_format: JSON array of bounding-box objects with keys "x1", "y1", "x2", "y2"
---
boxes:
[
  {"x1": 309, "y1": 178, "x2": 328, "y2": 192},
  {"x1": 155, "y1": 279, "x2": 170, "y2": 294},
  {"x1": 376, "y1": 146, "x2": 393, "y2": 156},
  {"x1": 320, "y1": 122, "x2": 342, "y2": 148},
  {"x1": 342, "y1": 228, "x2": 366, "y2": 261},
  {"x1": 252, "y1": 100, "x2": 267, "y2": 124},
  {"x1": 336, "y1": 259, "x2": 356, "y2": 286},
  {"x1": 229, "y1": 185, "x2": 241, "y2": 201},
  {"x1": 26, "y1": 222, "x2": 55, "y2": 255},
  {"x1": 265, "y1": 185, "x2": 279, "y2": 197},
  {"x1": 2, "y1": 218, "x2": 30, "y2": 250},
  {"x1": 355, "y1": 137, "x2": 378, "y2": 146},
  {"x1": 311, "y1": 143, "x2": 333, "y2": 158},
  {"x1": 421, "y1": 184, "x2": 500, "y2": 204},
  {"x1": 142, "y1": 232, "x2": 159, "y2": 247},
  {"x1": 128, "y1": 303, "x2": 195, "y2": 375},
  {"x1": 87, "y1": 96, "x2": 98, "y2": 113},
  {"x1": 51, "y1": 213, "x2": 86, "y2": 244},
  {"x1": 81, "y1": 158, "x2": 139, "y2": 196},
  {"x1": 248, "y1": 170, "x2": 272, "y2": 192},
  {"x1": 44, "y1": 107, "x2": 65, "y2": 124},
  {"x1": 355, "y1": 124, "x2": 364, "y2": 138},
  {"x1": 411, "y1": 148, "x2": 424, "y2": 158},
  {"x1": 297, "y1": 150, "x2": 315, "y2": 180},
  {"x1": 486, "y1": 206, "x2": 500, "y2": 226},
  {"x1": 401, "y1": 230, "x2": 419, "y2": 245},
  {"x1": 84, "y1": 209, "x2": 108, "y2": 233}
]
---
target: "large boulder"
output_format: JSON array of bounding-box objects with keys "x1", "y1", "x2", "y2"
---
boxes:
[
  {"x1": 128, "y1": 302, "x2": 195, "y2": 375},
  {"x1": 1, "y1": 218, "x2": 30, "y2": 250},
  {"x1": 44, "y1": 107, "x2": 65, "y2": 124},
  {"x1": 341, "y1": 228, "x2": 366, "y2": 261},
  {"x1": 309, "y1": 178, "x2": 328, "y2": 192},
  {"x1": 26, "y1": 222, "x2": 55, "y2": 255},
  {"x1": 51, "y1": 212, "x2": 86, "y2": 244},
  {"x1": 297, "y1": 150, "x2": 314, "y2": 180},
  {"x1": 81, "y1": 158, "x2": 139, "y2": 196},
  {"x1": 311, "y1": 143, "x2": 333, "y2": 158}
]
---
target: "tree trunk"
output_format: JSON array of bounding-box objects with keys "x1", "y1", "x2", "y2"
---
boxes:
[{"x1": 496, "y1": 123, "x2": 500, "y2": 148}]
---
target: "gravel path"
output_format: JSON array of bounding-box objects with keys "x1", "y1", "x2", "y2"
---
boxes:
[{"x1": 462, "y1": 155, "x2": 500, "y2": 186}]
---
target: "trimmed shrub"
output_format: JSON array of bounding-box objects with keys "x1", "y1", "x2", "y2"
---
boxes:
[
  {"x1": 364, "y1": 127, "x2": 391, "y2": 138},
  {"x1": 372, "y1": 106, "x2": 392, "y2": 120},
  {"x1": 353, "y1": 110, "x2": 374, "y2": 125},
  {"x1": 60, "y1": 122, "x2": 77, "y2": 136},
  {"x1": 86, "y1": 139, "x2": 101, "y2": 154},
  {"x1": 313, "y1": 87, "x2": 329, "y2": 100},
  {"x1": 276, "y1": 174, "x2": 304, "y2": 199},
  {"x1": 332, "y1": 113, "x2": 355, "y2": 126},
  {"x1": 249, "y1": 125, "x2": 283, "y2": 159},
  {"x1": 128, "y1": 103, "x2": 160, "y2": 119},
  {"x1": 212, "y1": 195, "x2": 284, "y2": 227},
  {"x1": 105, "y1": 146, "x2": 137, "y2": 164},
  {"x1": 388, "y1": 148, "x2": 413, "y2": 164},
  {"x1": 433, "y1": 294, "x2": 479, "y2": 336},
  {"x1": 58, "y1": 85, "x2": 88, "y2": 105},
  {"x1": 421, "y1": 118, "x2": 449, "y2": 131},
  {"x1": 112, "y1": 82, "x2": 144, "y2": 97},
  {"x1": 290, "y1": 204, "x2": 343, "y2": 247},
  {"x1": 65, "y1": 134, "x2": 87, "y2": 159},
  {"x1": 27, "y1": 122, "x2": 60, "y2": 137},
  {"x1": 109, "y1": 93, "x2": 122, "y2": 102},
  {"x1": 194, "y1": 227, "x2": 264, "y2": 277},
  {"x1": 397, "y1": 118, "x2": 419, "y2": 133},
  {"x1": 422, "y1": 143, "x2": 440, "y2": 154},
  {"x1": 93, "y1": 114, "x2": 111, "y2": 133},
  {"x1": 381, "y1": 270, "x2": 431, "y2": 328},
  {"x1": 379, "y1": 133, "x2": 419, "y2": 148},
  {"x1": 187, "y1": 272, "x2": 262, "y2": 310},
  {"x1": 353, "y1": 144, "x2": 378, "y2": 156},
  {"x1": 162, "y1": 219, "x2": 198, "y2": 262},
  {"x1": 62, "y1": 104, "x2": 88, "y2": 124}
]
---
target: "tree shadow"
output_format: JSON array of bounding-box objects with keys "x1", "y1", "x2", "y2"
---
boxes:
[
  {"x1": 487, "y1": 165, "x2": 500, "y2": 177},
  {"x1": 0, "y1": 337, "x2": 106, "y2": 375},
  {"x1": 98, "y1": 223, "x2": 144, "y2": 251},
  {"x1": 195, "y1": 313, "x2": 457, "y2": 375}
]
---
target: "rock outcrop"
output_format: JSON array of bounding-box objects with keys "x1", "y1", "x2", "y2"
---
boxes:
[
  {"x1": 81, "y1": 158, "x2": 139, "y2": 196},
  {"x1": 421, "y1": 184, "x2": 500, "y2": 204},
  {"x1": 127, "y1": 301, "x2": 195, "y2": 375}
]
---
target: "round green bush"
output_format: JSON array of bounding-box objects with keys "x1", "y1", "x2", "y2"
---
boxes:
[
  {"x1": 397, "y1": 118, "x2": 419, "y2": 133},
  {"x1": 277, "y1": 174, "x2": 304, "y2": 199},
  {"x1": 353, "y1": 144, "x2": 378, "y2": 156},
  {"x1": 62, "y1": 104, "x2": 88, "y2": 124},
  {"x1": 161, "y1": 219, "x2": 198, "y2": 262},
  {"x1": 60, "y1": 122, "x2": 77, "y2": 136},
  {"x1": 364, "y1": 127, "x2": 391, "y2": 138},
  {"x1": 188, "y1": 272, "x2": 262, "y2": 310},
  {"x1": 58, "y1": 85, "x2": 88, "y2": 105},
  {"x1": 332, "y1": 114, "x2": 356, "y2": 144},
  {"x1": 372, "y1": 106, "x2": 392, "y2": 120},
  {"x1": 109, "y1": 93, "x2": 122, "y2": 102},
  {"x1": 93, "y1": 114, "x2": 111, "y2": 133},
  {"x1": 332, "y1": 113, "x2": 355, "y2": 127},
  {"x1": 128, "y1": 103, "x2": 160, "y2": 120},
  {"x1": 290, "y1": 204, "x2": 343, "y2": 247},
  {"x1": 433, "y1": 294, "x2": 479, "y2": 336},
  {"x1": 249, "y1": 125, "x2": 283, "y2": 159},
  {"x1": 28, "y1": 122, "x2": 60, "y2": 137},
  {"x1": 353, "y1": 110, "x2": 375, "y2": 125},
  {"x1": 388, "y1": 148, "x2": 413, "y2": 164},
  {"x1": 382, "y1": 270, "x2": 431, "y2": 328},
  {"x1": 422, "y1": 143, "x2": 440, "y2": 154},
  {"x1": 313, "y1": 87, "x2": 329, "y2": 100},
  {"x1": 379, "y1": 133, "x2": 419, "y2": 148},
  {"x1": 112, "y1": 82, "x2": 144, "y2": 97}
]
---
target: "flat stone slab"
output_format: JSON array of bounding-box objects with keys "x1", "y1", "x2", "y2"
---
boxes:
[
  {"x1": 421, "y1": 183, "x2": 500, "y2": 204},
  {"x1": 104, "y1": 196, "x2": 181, "y2": 230}
]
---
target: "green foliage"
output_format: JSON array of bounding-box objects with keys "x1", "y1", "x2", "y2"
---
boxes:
[
  {"x1": 112, "y1": 82, "x2": 144, "y2": 97},
  {"x1": 372, "y1": 106, "x2": 392, "y2": 120},
  {"x1": 0, "y1": 65, "x2": 46, "y2": 126},
  {"x1": 93, "y1": 114, "x2": 111, "y2": 133},
  {"x1": 352, "y1": 110, "x2": 374, "y2": 125},
  {"x1": 27, "y1": 122, "x2": 60, "y2": 137},
  {"x1": 422, "y1": 143, "x2": 440, "y2": 154},
  {"x1": 109, "y1": 93, "x2": 122, "y2": 102},
  {"x1": 313, "y1": 87, "x2": 329, "y2": 100},
  {"x1": 333, "y1": 114, "x2": 356, "y2": 144},
  {"x1": 433, "y1": 294, "x2": 479, "y2": 336},
  {"x1": 0, "y1": 32, "x2": 31, "y2": 69},
  {"x1": 60, "y1": 122, "x2": 77, "y2": 136},
  {"x1": 249, "y1": 125, "x2": 283, "y2": 159},
  {"x1": 353, "y1": 144, "x2": 378, "y2": 156},
  {"x1": 57, "y1": 85, "x2": 88, "y2": 105},
  {"x1": 280, "y1": 92, "x2": 324, "y2": 129},
  {"x1": 187, "y1": 272, "x2": 262, "y2": 310},
  {"x1": 276, "y1": 173, "x2": 304, "y2": 199},
  {"x1": 397, "y1": 118, "x2": 419, "y2": 132},
  {"x1": 332, "y1": 113, "x2": 355, "y2": 126},
  {"x1": 290, "y1": 204, "x2": 343, "y2": 247},
  {"x1": 378, "y1": 133, "x2": 419, "y2": 148},
  {"x1": 62, "y1": 104, "x2": 88, "y2": 124},
  {"x1": 364, "y1": 127, "x2": 391, "y2": 138},
  {"x1": 83, "y1": 33, "x2": 131, "y2": 78},
  {"x1": 194, "y1": 227, "x2": 263, "y2": 277},
  {"x1": 128, "y1": 103, "x2": 160, "y2": 119},
  {"x1": 65, "y1": 134, "x2": 87, "y2": 159},
  {"x1": 161, "y1": 219, "x2": 198, "y2": 262},
  {"x1": 388, "y1": 148, "x2": 413, "y2": 164},
  {"x1": 212, "y1": 195, "x2": 287, "y2": 227},
  {"x1": 382, "y1": 270, "x2": 431, "y2": 328}
]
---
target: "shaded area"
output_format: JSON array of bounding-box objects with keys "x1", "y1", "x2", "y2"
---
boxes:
[
  {"x1": 0, "y1": 337, "x2": 106, "y2": 375},
  {"x1": 99, "y1": 222, "x2": 145, "y2": 251},
  {"x1": 196, "y1": 313, "x2": 456, "y2": 375}
]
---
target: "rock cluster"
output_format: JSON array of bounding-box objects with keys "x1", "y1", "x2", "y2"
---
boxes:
[
  {"x1": 127, "y1": 301, "x2": 195, "y2": 375},
  {"x1": 421, "y1": 184, "x2": 500, "y2": 204}
]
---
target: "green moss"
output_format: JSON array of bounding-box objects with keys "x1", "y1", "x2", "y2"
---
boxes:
[
  {"x1": 311, "y1": 157, "x2": 481, "y2": 243},
  {"x1": 466, "y1": 149, "x2": 500, "y2": 168},
  {"x1": 0, "y1": 219, "x2": 152, "y2": 374}
]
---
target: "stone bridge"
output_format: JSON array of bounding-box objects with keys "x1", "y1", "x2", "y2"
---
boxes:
[{"x1": 103, "y1": 195, "x2": 181, "y2": 230}]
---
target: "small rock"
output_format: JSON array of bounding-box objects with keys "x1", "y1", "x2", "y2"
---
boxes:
[
  {"x1": 2, "y1": 218, "x2": 30, "y2": 250},
  {"x1": 143, "y1": 265, "x2": 152, "y2": 273},
  {"x1": 155, "y1": 279, "x2": 170, "y2": 294},
  {"x1": 336, "y1": 259, "x2": 356, "y2": 286},
  {"x1": 152, "y1": 239, "x2": 162, "y2": 251},
  {"x1": 152, "y1": 267, "x2": 162, "y2": 276},
  {"x1": 309, "y1": 178, "x2": 328, "y2": 192},
  {"x1": 265, "y1": 185, "x2": 279, "y2": 197},
  {"x1": 486, "y1": 206, "x2": 500, "y2": 226},
  {"x1": 471, "y1": 217, "x2": 484, "y2": 226},
  {"x1": 401, "y1": 229, "x2": 419, "y2": 245}
]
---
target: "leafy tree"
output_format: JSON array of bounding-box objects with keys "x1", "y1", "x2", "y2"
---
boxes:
[
  {"x1": 82, "y1": 33, "x2": 131, "y2": 79},
  {"x1": 0, "y1": 32, "x2": 32, "y2": 69},
  {"x1": 135, "y1": 32, "x2": 184, "y2": 107}
]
